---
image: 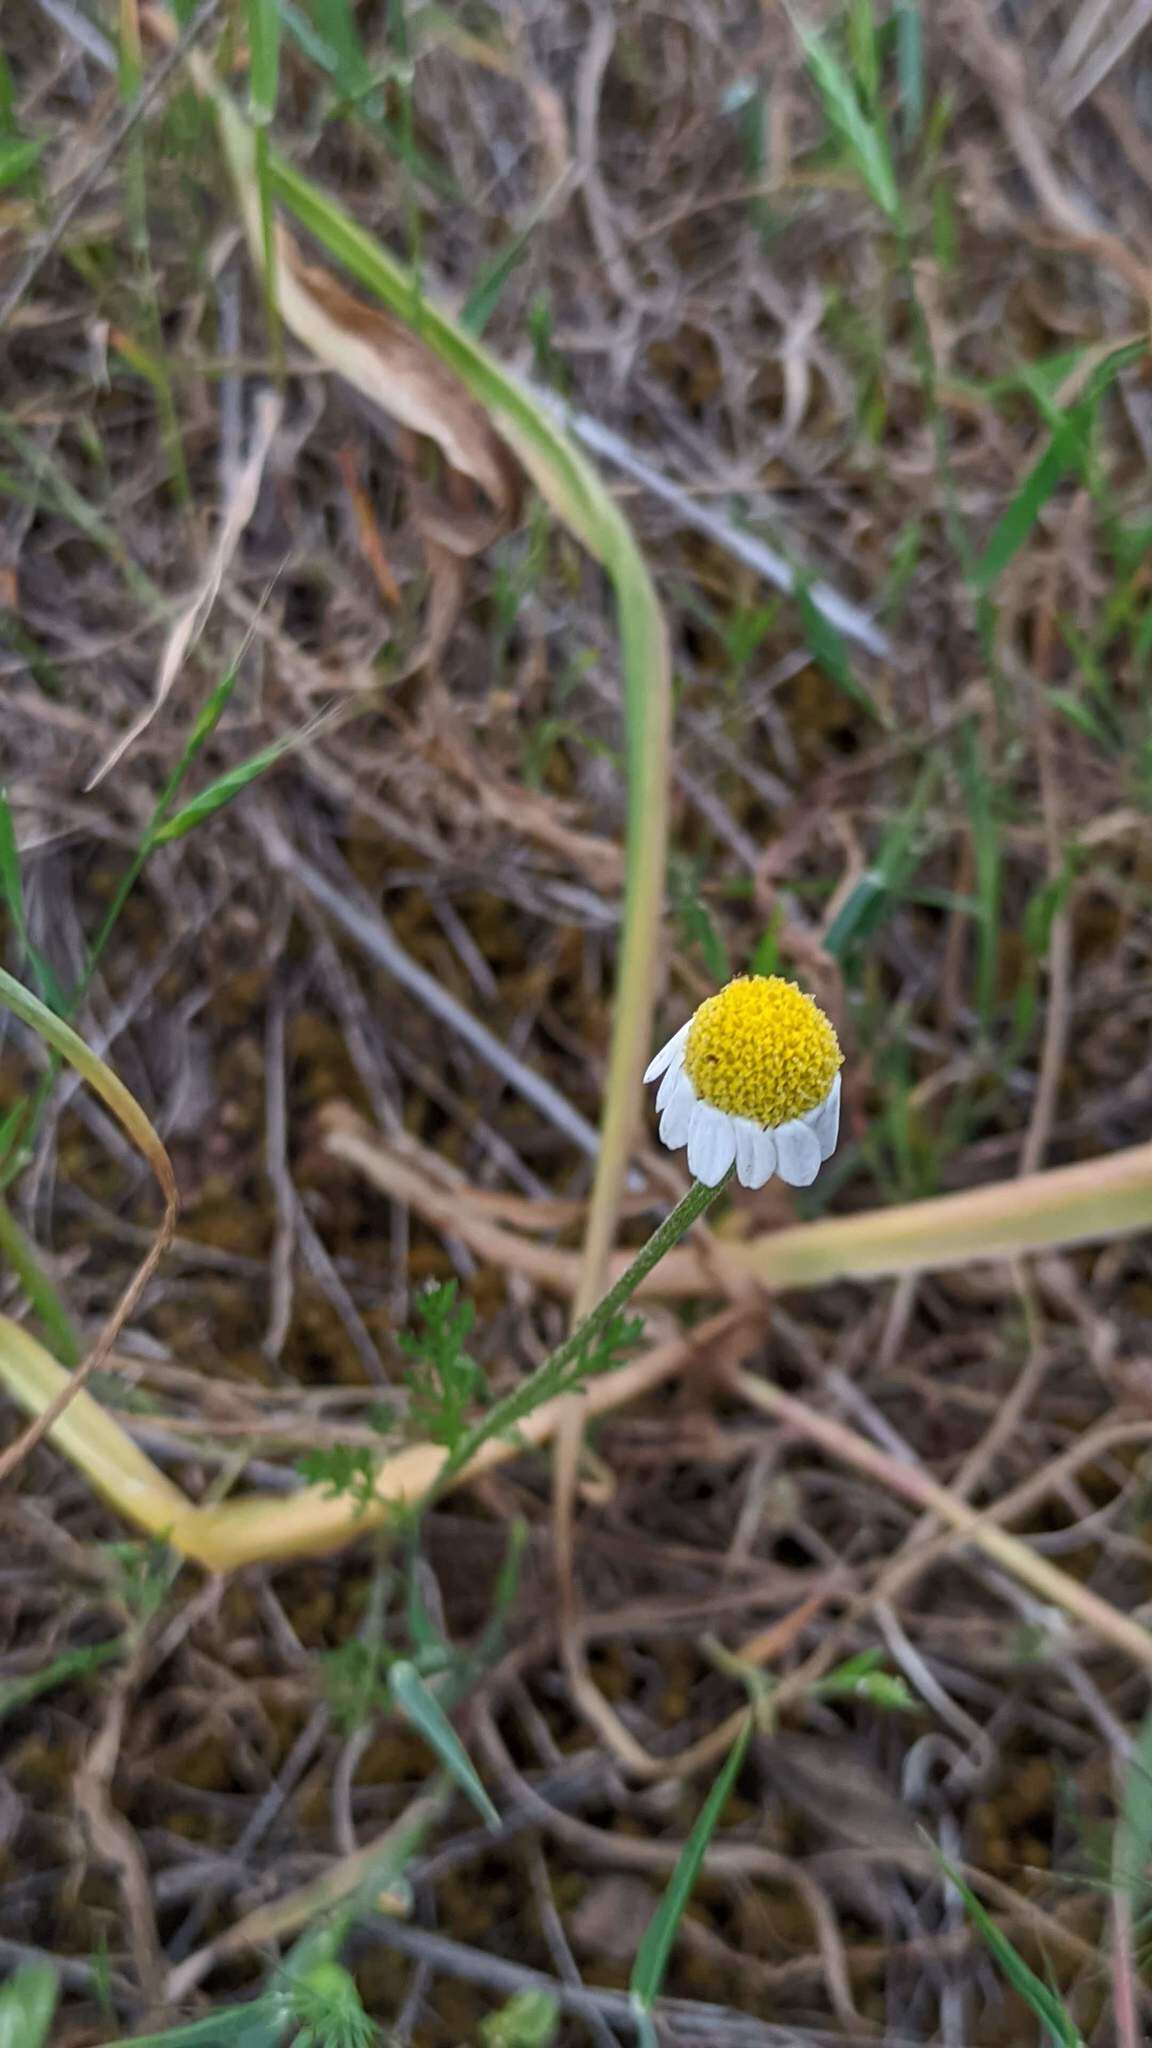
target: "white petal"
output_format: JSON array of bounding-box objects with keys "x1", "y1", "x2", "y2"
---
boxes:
[
  {"x1": 658, "y1": 1070, "x2": 697, "y2": 1150},
  {"x1": 774, "y1": 1118, "x2": 823, "y2": 1188},
  {"x1": 733, "y1": 1117, "x2": 777, "y2": 1190},
  {"x1": 805, "y1": 1072, "x2": 841, "y2": 1162},
  {"x1": 655, "y1": 1042, "x2": 687, "y2": 1112},
  {"x1": 687, "y1": 1101, "x2": 736, "y2": 1186},
  {"x1": 643, "y1": 1021, "x2": 690, "y2": 1085}
]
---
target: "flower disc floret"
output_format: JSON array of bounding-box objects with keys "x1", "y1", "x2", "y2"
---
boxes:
[{"x1": 684, "y1": 975, "x2": 842, "y2": 1129}]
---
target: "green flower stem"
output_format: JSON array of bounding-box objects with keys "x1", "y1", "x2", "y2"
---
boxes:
[
  {"x1": 568, "y1": 1172, "x2": 732, "y2": 1344},
  {"x1": 436, "y1": 1173, "x2": 731, "y2": 1492}
]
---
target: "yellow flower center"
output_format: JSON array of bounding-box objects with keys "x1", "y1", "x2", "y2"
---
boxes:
[{"x1": 683, "y1": 975, "x2": 842, "y2": 1128}]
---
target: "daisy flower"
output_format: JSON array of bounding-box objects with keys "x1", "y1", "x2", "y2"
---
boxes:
[{"x1": 643, "y1": 974, "x2": 843, "y2": 1190}]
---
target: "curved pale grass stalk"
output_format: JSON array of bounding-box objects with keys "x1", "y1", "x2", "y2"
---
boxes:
[
  {"x1": 0, "y1": 1317, "x2": 191, "y2": 1535},
  {"x1": 730, "y1": 1137, "x2": 1152, "y2": 1287},
  {"x1": 325, "y1": 1114, "x2": 1152, "y2": 1297},
  {"x1": 199, "y1": 69, "x2": 671, "y2": 1320},
  {"x1": 0, "y1": 970, "x2": 177, "y2": 1484},
  {"x1": 0, "y1": 1310, "x2": 747, "y2": 1574},
  {"x1": 0, "y1": 966, "x2": 173, "y2": 1190}
]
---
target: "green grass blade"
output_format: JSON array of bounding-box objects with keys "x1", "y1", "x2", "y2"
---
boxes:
[
  {"x1": 955, "y1": 721, "x2": 1000, "y2": 1027},
  {"x1": 672, "y1": 860, "x2": 731, "y2": 983},
  {"x1": 0, "y1": 787, "x2": 29, "y2": 952},
  {"x1": 974, "y1": 341, "x2": 1144, "y2": 592},
  {"x1": 246, "y1": 0, "x2": 280, "y2": 120},
  {"x1": 791, "y1": 11, "x2": 900, "y2": 223},
  {"x1": 102, "y1": 2004, "x2": 278, "y2": 2047},
  {"x1": 822, "y1": 758, "x2": 937, "y2": 959},
  {"x1": 72, "y1": 659, "x2": 245, "y2": 1030},
  {"x1": 462, "y1": 196, "x2": 559, "y2": 338},
  {"x1": 0, "y1": 791, "x2": 66, "y2": 1011},
  {"x1": 302, "y1": 0, "x2": 373, "y2": 96},
  {"x1": 149, "y1": 731, "x2": 299, "y2": 844},
  {"x1": 174, "y1": 662, "x2": 242, "y2": 771},
  {"x1": 939, "y1": 1856, "x2": 1084, "y2": 2046},
  {"x1": 0, "y1": 1193, "x2": 81, "y2": 1366},
  {"x1": 0, "y1": 136, "x2": 41, "y2": 192},
  {"x1": 629, "y1": 1716, "x2": 751, "y2": 2018},
  {"x1": 388, "y1": 1660, "x2": 501, "y2": 1831},
  {"x1": 259, "y1": 149, "x2": 601, "y2": 543},
  {"x1": 847, "y1": 0, "x2": 880, "y2": 111},
  {"x1": 278, "y1": 0, "x2": 454, "y2": 191},
  {"x1": 0, "y1": 424, "x2": 164, "y2": 614},
  {"x1": 895, "y1": 2, "x2": 923, "y2": 144},
  {"x1": 0, "y1": 1638, "x2": 122, "y2": 1723},
  {"x1": 462, "y1": 229, "x2": 535, "y2": 338},
  {"x1": 975, "y1": 408, "x2": 1090, "y2": 595},
  {"x1": 1048, "y1": 687, "x2": 1115, "y2": 750},
  {"x1": 245, "y1": 0, "x2": 282, "y2": 373},
  {"x1": 0, "y1": 1963, "x2": 58, "y2": 2048},
  {"x1": 1113, "y1": 1708, "x2": 1152, "y2": 1905},
  {"x1": 472, "y1": 1517, "x2": 528, "y2": 1667},
  {"x1": 795, "y1": 582, "x2": 885, "y2": 723},
  {"x1": 0, "y1": 1107, "x2": 25, "y2": 1166},
  {"x1": 0, "y1": 967, "x2": 174, "y2": 1194}
]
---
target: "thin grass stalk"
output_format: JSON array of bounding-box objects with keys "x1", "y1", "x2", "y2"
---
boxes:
[
  {"x1": 0, "y1": 968, "x2": 174, "y2": 1193},
  {"x1": 163, "y1": 1785, "x2": 447, "y2": 2005},
  {"x1": 198, "y1": 70, "x2": 672, "y2": 1318}
]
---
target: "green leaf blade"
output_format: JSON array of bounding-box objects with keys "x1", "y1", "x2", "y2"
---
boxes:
[
  {"x1": 0, "y1": 136, "x2": 42, "y2": 192},
  {"x1": 795, "y1": 583, "x2": 885, "y2": 723},
  {"x1": 150, "y1": 734, "x2": 296, "y2": 844},
  {"x1": 246, "y1": 0, "x2": 281, "y2": 121},
  {"x1": 939, "y1": 1856, "x2": 1084, "y2": 2047},
  {"x1": 630, "y1": 1717, "x2": 752, "y2": 2016},
  {"x1": 0, "y1": 1963, "x2": 58, "y2": 2048},
  {"x1": 796, "y1": 18, "x2": 900, "y2": 223},
  {"x1": 973, "y1": 342, "x2": 1145, "y2": 593},
  {"x1": 389, "y1": 1660, "x2": 501, "y2": 1832}
]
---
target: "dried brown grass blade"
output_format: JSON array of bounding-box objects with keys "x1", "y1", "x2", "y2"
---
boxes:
[
  {"x1": 277, "y1": 229, "x2": 522, "y2": 521},
  {"x1": 270, "y1": 231, "x2": 524, "y2": 669},
  {"x1": 88, "y1": 386, "x2": 284, "y2": 787}
]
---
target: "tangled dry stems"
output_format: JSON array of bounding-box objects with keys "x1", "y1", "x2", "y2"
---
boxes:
[{"x1": 4, "y1": 1, "x2": 1152, "y2": 2041}]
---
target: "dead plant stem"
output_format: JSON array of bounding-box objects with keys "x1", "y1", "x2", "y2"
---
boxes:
[{"x1": 729, "y1": 1367, "x2": 1152, "y2": 1678}]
